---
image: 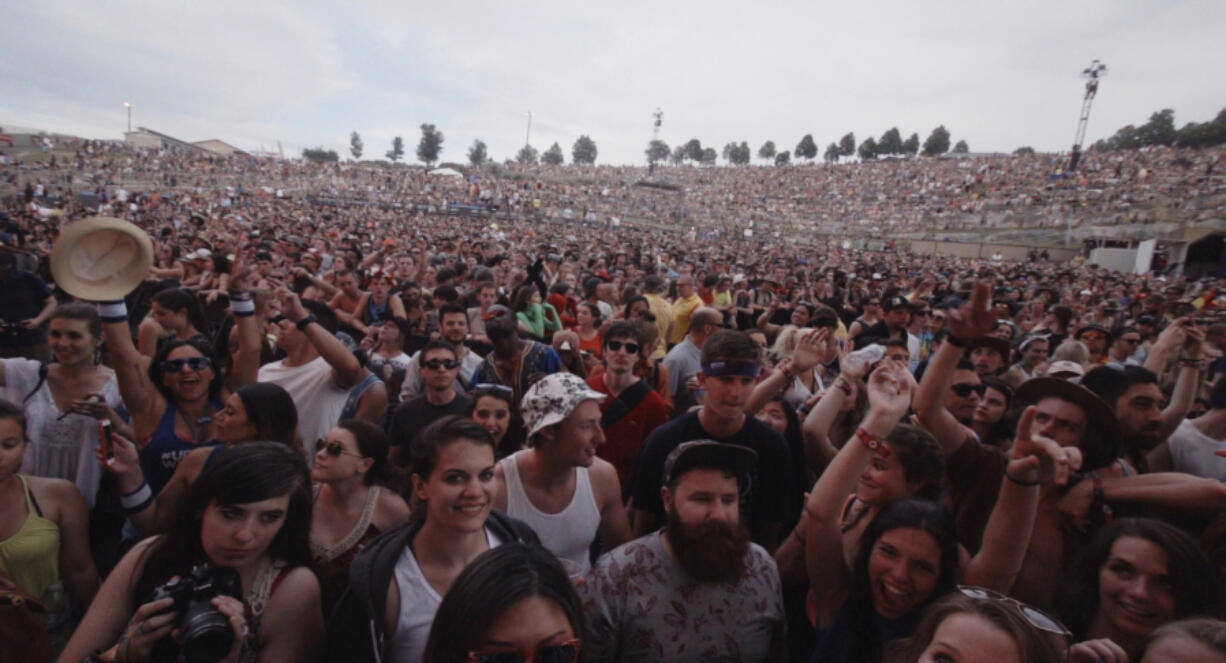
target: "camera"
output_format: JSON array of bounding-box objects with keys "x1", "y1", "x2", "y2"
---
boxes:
[{"x1": 146, "y1": 565, "x2": 243, "y2": 663}]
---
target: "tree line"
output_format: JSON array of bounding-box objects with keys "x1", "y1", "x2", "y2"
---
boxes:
[
  {"x1": 316, "y1": 127, "x2": 601, "y2": 168},
  {"x1": 645, "y1": 126, "x2": 969, "y2": 167},
  {"x1": 1092, "y1": 107, "x2": 1226, "y2": 151}
]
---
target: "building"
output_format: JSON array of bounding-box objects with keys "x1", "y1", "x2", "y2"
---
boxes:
[{"x1": 192, "y1": 139, "x2": 248, "y2": 157}]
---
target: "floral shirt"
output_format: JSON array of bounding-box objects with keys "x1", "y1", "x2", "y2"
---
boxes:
[{"x1": 580, "y1": 531, "x2": 785, "y2": 663}]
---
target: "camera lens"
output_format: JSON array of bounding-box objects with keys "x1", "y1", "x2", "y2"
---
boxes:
[{"x1": 179, "y1": 599, "x2": 235, "y2": 663}]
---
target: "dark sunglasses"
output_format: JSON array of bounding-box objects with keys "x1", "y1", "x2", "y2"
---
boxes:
[
  {"x1": 605, "y1": 340, "x2": 641, "y2": 355},
  {"x1": 423, "y1": 358, "x2": 460, "y2": 370},
  {"x1": 957, "y1": 586, "x2": 1071, "y2": 637},
  {"x1": 951, "y1": 383, "x2": 987, "y2": 398},
  {"x1": 473, "y1": 383, "x2": 514, "y2": 397},
  {"x1": 160, "y1": 356, "x2": 212, "y2": 373},
  {"x1": 467, "y1": 640, "x2": 581, "y2": 663},
  {"x1": 315, "y1": 438, "x2": 364, "y2": 458}
]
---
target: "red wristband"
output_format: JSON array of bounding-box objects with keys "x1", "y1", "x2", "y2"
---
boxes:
[{"x1": 857, "y1": 427, "x2": 886, "y2": 454}]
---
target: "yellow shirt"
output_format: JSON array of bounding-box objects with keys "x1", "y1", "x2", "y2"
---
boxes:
[
  {"x1": 668, "y1": 294, "x2": 704, "y2": 345},
  {"x1": 645, "y1": 293, "x2": 673, "y2": 359}
]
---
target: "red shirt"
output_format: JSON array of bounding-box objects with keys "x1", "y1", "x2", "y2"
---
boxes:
[{"x1": 587, "y1": 373, "x2": 671, "y2": 493}]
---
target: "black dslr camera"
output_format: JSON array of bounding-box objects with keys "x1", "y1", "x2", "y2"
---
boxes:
[{"x1": 146, "y1": 565, "x2": 243, "y2": 663}]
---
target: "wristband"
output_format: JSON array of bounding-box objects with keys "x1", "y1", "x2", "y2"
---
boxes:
[
  {"x1": 832, "y1": 376, "x2": 853, "y2": 396},
  {"x1": 779, "y1": 364, "x2": 796, "y2": 383},
  {"x1": 295, "y1": 314, "x2": 319, "y2": 331},
  {"x1": 231, "y1": 298, "x2": 256, "y2": 317},
  {"x1": 945, "y1": 335, "x2": 968, "y2": 348},
  {"x1": 120, "y1": 483, "x2": 153, "y2": 513},
  {"x1": 856, "y1": 427, "x2": 887, "y2": 455},
  {"x1": 1004, "y1": 470, "x2": 1042, "y2": 487},
  {"x1": 228, "y1": 290, "x2": 253, "y2": 302},
  {"x1": 99, "y1": 300, "x2": 129, "y2": 323}
]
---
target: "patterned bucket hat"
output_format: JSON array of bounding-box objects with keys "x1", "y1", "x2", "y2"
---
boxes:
[{"x1": 520, "y1": 372, "x2": 607, "y2": 439}]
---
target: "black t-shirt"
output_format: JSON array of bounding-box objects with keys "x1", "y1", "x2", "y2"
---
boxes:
[
  {"x1": 628, "y1": 409, "x2": 797, "y2": 546},
  {"x1": 387, "y1": 393, "x2": 473, "y2": 455},
  {"x1": 0, "y1": 271, "x2": 50, "y2": 345}
]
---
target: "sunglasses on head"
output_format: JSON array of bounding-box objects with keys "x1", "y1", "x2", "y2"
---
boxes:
[
  {"x1": 423, "y1": 358, "x2": 460, "y2": 370},
  {"x1": 951, "y1": 383, "x2": 987, "y2": 398},
  {"x1": 467, "y1": 640, "x2": 581, "y2": 663},
  {"x1": 957, "y1": 586, "x2": 1071, "y2": 637},
  {"x1": 605, "y1": 340, "x2": 641, "y2": 355},
  {"x1": 473, "y1": 383, "x2": 514, "y2": 397},
  {"x1": 315, "y1": 438, "x2": 364, "y2": 458},
  {"x1": 160, "y1": 356, "x2": 212, "y2": 373}
]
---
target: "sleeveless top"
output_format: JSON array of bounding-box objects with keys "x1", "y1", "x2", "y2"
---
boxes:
[
  {"x1": 339, "y1": 373, "x2": 381, "y2": 422},
  {"x1": 309, "y1": 485, "x2": 381, "y2": 615},
  {"x1": 499, "y1": 450, "x2": 600, "y2": 575},
  {"x1": 141, "y1": 401, "x2": 222, "y2": 495},
  {"x1": 388, "y1": 528, "x2": 503, "y2": 663},
  {"x1": 0, "y1": 476, "x2": 63, "y2": 618},
  {"x1": 364, "y1": 297, "x2": 390, "y2": 325},
  {"x1": 237, "y1": 559, "x2": 293, "y2": 663}
]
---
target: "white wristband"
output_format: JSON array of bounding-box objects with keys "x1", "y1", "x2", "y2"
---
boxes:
[
  {"x1": 232, "y1": 299, "x2": 256, "y2": 316},
  {"x1": 120, "y1": 483, "x2": 152, "y2": 511},
  {"x1": 99, "y1": 301, "x2": 129, "y2": 322}
]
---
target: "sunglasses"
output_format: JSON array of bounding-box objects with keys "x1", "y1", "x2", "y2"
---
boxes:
[
  {"x1": 160, "y1": 356, "x2": 212, "y2": 373},
  {"x1": 467, "y1": 640, "x2": 581, "y2": 663},
  {"x1": 473, "y1": 383, "x2": 514, "y2": 397},
  {"x1": 951, "y1": 383, "x2": 987, "y2": 398},
  {"x1": 315, "y1": 438, "x2": 364, "y2": 458},
  {"x1": 423, "y1": 358, "x2": 460, "y2": 370},
  {"x1": 605, "y1": 340, "x2": 641, "y2": 355},
  {"x1": 957, "y1": 586, "x2": 1071, "y2": 637}
]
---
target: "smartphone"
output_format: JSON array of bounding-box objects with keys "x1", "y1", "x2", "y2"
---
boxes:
[{"x1": 100, "y1": 419, "x2": 115, "y2": 464}]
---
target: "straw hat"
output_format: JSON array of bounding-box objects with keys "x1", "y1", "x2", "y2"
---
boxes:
[{"x1": 50, "y1": 216, "x2": 153, "y2": 300}]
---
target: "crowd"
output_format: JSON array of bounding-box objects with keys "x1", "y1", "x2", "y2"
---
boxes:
[{"x1": 0, "y1": 142, "x2": 1225, "y2": 663}]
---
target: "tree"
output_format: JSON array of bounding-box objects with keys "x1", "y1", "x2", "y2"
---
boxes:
[
  {"x1": 839, "y1": 132, "x2": 856, "y2": 157},
  {"x1": 823, "y1": 142, "x2": 840, "y2": 164},
  {"x1": 722, "y1": 142, "x2": 736, "y2": 164},
  {"x1": 1013, "y1": 146, "x2": 1035, "y2": 156},
  {"x1": 796, "y1": 134, "x2": 818, "y2": 161},
  {"x1": 902, "y1": 133, "x2": 920, "y2": 156},
  {"x1": 734, "y1": 141, "x2": 751, "y2": 165},
  {"x1": 468, "y1": 139, "x2": 488, "y2": 166},
  {"x1": 775, "y1": 151, "x2": 791, "y2": 166},
  {"x1": 542, "y1": 142, "x2": 564, "y2": 165},
  {"x1": 858, "y1": 137, "x2": 878, "y2": 160},
  {"x1": 878, "y1": 128, "x2": 903, "y2": 156},
  {"x1": 416, "y1": 123, "x2": 444, "y2": 167},
  {"x1": 683, "y1": 138, "x2": 704, "y2": 162},
  {"x1": 1175, "y1": 109, "x2": 1226, "y2": 148},
  {"x1": 758, "y1": 140, "x2": 776, "y2": 162},
  {"x1": 922, "y1": 125, "x2": 951, "y2": 156},
  {"x1": 302, "y1": 147, "x2": 339, "y2": 163},
  {"x1": 1135, "y1": 109, "x2": 1177, "y2": 147},
  {"x1": 515, "y1": 144, "x2": 539, "y2": 165},
  {"x1": 670, "y1": 145, "x2": 686, "y2": 166},
  {"x1": 646, "y1": 139, "x2": 670, "y2": 164},
  {"x1": 699, "y1": 147, "x2": 717, "y2": 165},
  {"x1": 571, "y1": 135, "x2": 598, "y2": 164},
  {"x1": 349, "y1": 131, "x2": 363, "y2": 160},
  {"x1": 386, "y1": 136, "x2": 404, "y2": 162},
  {"x1": 952, "y1": 140, "x2": 969, "y2": 154}
]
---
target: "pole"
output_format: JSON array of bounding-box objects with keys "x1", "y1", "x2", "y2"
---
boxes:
[
  {"x1": 525, "y1": 112, "x2": 532, "y2": 147},
  {"x1": 124, "y1": 102, "x2": 131, "y2": 133}
]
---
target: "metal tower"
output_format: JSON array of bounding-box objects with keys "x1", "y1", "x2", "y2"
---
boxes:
[{"x1": 1066, "y1": 60, "x2": 1107, "y2": 172}]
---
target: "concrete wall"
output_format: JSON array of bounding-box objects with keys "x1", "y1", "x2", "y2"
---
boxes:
[{"x1": 905, "y1": 239, "x2": 1079, "y2": 262}]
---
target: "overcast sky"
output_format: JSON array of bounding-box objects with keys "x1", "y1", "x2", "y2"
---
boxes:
[{"x1": 3, "y1": 1, "x2": 1224, "y2": 165}]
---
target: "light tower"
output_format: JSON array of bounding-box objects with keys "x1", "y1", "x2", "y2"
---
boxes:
[
  {"x1": 1066, "y1": 60, "x2": 1107, "y2": 172},
  {"x1": 124, "y1": 101, "x2": 131, "y2": 133}
]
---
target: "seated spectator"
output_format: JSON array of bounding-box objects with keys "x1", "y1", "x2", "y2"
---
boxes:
[{"x1": 424, "y1": 543, "x2": 585, "y2": 663}]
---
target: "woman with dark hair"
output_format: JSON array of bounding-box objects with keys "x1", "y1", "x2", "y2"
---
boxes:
[
  {"x1": 465, "y1": 383, "x2": 521, "y2": 459},
  {"x1": 512, "y1": 284, "x2": 561, "y2": 340},
  {"x1": 59, "y1": 442, "x2": 323, "y2": 663},
  {"x1": 885, "y1": 591, "x2": 1067, "y2": 663},
  {"x1": 0, "y1": 302, "x2": 130, "y2": 507},
  {"x1": 310, "y1": 419, "x2": 410, "y2": 614},
  {"x1": 321, "y1": 415, "x2": 539, "y2": 663},
  {"x1": 424, "y1": 543, "x2": 585, "y2": 663},
  {"x1": 804, "y1": 361, "x2": 1082, "y2": 662},
  {"x1": 101, "y1": 381, "x2": 300, "y2": 534},
  {"x1": 1057, "y1": 517, "x2": 1223, "y2": 660},
  {"x1": 100, "y1": 273, "x2": 262, "y2": 498},
  {"x1": 571, "y1": 301, "x2": 603, "y2": 360},
  {"x1": 137, "y1": 287, "x2": 211, "y2": 357},
  {"x1": 971, "y1": 378, "x2": 1014, "y2": 449}
]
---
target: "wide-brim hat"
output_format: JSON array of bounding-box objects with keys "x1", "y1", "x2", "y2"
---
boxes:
[
  {"x1": 520, "y1": 372, "x2": 607, "y2": 440},
  {"x1": 50, "y1": 216, "x2": 153, "y2": 300},
  {"x1": 1015, "y1": 377, "x2": 1119, "y2": 471}
]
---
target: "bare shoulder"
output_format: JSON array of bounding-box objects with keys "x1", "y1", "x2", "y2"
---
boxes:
[
  {"x1": 24, "y1": 475, "x2": 84, "y2": 514},
  {"x1": 267, "y1": 566, "x2": 321, "y2": 615},
  {"x1": 374, "y1": 487, "x2": 411, "y2": 529},
  {"x1": 587, "y1": 458, "x2": 623, "y2": 498}
]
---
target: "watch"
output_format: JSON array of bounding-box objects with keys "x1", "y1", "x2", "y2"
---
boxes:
[{"x1": 295, "y1": 314, "x2": 319, "y2": 331}]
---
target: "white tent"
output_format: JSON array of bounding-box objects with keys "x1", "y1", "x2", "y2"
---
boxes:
[{"x1": 428, "y1": 167, "x2": 462, "y2": 177}]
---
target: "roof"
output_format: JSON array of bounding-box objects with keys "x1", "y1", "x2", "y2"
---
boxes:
[{"x1": 192, "y1": 139, "x2": 248, "y2": 156}]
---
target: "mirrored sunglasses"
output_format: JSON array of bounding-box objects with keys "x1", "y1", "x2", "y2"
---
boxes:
[{"x1": 160, "y1": 356, "x2": 212, "y2": 373}]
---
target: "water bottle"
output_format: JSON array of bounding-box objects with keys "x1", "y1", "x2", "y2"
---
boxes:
[{"x1": 842, "y1": 344, "x2": 885, "y2": 375}]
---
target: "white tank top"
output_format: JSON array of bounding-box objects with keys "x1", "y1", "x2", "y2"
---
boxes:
[
  {"x1": 500, "y1": 450, "x2": 600, "y2": 575},
  {"x1": 387, "y1": 528, "x2": 503, "y2": 663}
]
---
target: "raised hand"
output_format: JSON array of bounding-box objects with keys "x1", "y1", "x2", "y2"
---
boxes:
[
  {"x1": 790, "y1": 327, "x2": 830, "y2": 373},
  {"x1": 97, "y1": 429, "x2": 141, "y2": 478},
  {"x1": 946, "y1": 281, "x2": 997, "y2": 341},
  {"x1": 1008, "y1": 406, "x2": 1084, "y2": 486},
  {"x1": 866, "y1": 359, "x2": 915, "y2": 423}
]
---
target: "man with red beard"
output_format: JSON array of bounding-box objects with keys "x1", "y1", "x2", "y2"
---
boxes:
[{"x1": 582, "y1": 440, "x2": 787, "y2": 662}]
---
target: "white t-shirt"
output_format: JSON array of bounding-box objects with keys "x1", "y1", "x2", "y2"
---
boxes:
[
  {"x1": 257, "y1": 356, "x2": 347, "y2": 463},
  {"x1": 386, "y1": 528, "x2": 504, "y2": 663},
  {"x1": 1167, "y1": 418, "x2": 1226, "y2": 482}
]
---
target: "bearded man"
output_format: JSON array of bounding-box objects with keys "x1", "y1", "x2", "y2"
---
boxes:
[{"x1": 581, "y1": 440, "x2": 786, "y2": 662}]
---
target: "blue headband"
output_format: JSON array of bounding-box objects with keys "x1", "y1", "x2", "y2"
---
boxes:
[{"x1": 701, "y1": 360, "x2": 762, "y2": 378}]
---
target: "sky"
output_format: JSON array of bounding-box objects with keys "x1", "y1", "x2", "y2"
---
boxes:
[{"x1": 2, "y1": 1, "x2": 1224, "y2": 166}]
